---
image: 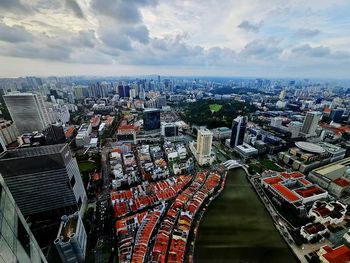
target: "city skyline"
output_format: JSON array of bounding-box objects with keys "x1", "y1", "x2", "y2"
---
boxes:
[{"x1": 0, "y1": 0, "x2": 350, "y2": 78}]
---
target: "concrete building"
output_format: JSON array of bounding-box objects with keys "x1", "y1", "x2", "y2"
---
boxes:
[
  {"x1": 190, "y1": 128, "x2": 214, "y2": 166},
  {"x1": 308, "y1": 157, "x2": 350, "y2": 199},
  {"x1": 212, "y1": 127, "x2": 231, "y2": 140},
  {"x1": 75, "y1": 123, "x2": 92, "y2": 147},
  {"x1": 0, "y1": 174, "x2": 47, "y2": 263},
  {"x1": 279, "y1": 142, "x2": 346, "y2": 174},
  {"x1": 54, "y1": 212, "x2": 87, "y2": 263},
  {"x1": 0, "y1": 136, "x2": 5, "y2": 153},
  {"x1": 234, "y1": 143, "x2": 258, "y2": 159},
  {"x1": 4, "y1": 92, "x2": 51, "y2": 134},
  {"x1": 0, "y1": 144, "x2": 87, "y2": 247},
  {"x1": 230, "y1": 116, "x2": 247, "y2": 148},
  {"x1": 300, "y1": 111, "x2": 322, "y2": 137},
  {"x1": 0, "y1": 119, "x2": 19, "y2": 145},
  {"x1": 161, "y1": 122, "x2": 179, "y2": 138}
]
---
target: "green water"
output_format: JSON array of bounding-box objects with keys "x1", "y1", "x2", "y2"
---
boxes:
[{"x1": 194, "y1": 168, "x2": 298, "y2": 263}]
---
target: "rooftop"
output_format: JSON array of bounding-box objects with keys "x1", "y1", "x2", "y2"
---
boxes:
[{"x1": 295, "y1": 141, "x2": 325, "y2": 154}]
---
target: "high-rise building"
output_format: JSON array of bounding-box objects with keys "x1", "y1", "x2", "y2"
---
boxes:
[
  {"x1": 0, "y1": 174, "x2": 47, "y2": 263},
  {"x1": 301, "y1": 111, "x2": 322, "y2": 136},
  {"x1": 279, "y1": 89, "x2": 286, "y2": 100},
  {"x1": 42, "y1": 123, "x2": 66, "y2": 145},
  {"x1": 73, "y1": 86, "x2": 86, "y2": 100},
  {"x1": 118, "y1": 85, "x2": 131, "y2": 98},
  {"x1": 330, "y1": 109, "x2": 345, "y2": 123},
  {"x1": 156, "y1": 96, "x2": 167, "y2": 108},
  {"x1": 230, "y1": 116, "x2": 247, "y2": 148},
  {"x1": 0, "y1": 144, "x2": 86, "y2": 247},
  {"x1": 54, "y1": 212, "x2": 87, "y2": 263},
  {"x1": 0, "y1": 119, "x2": 19, "y2": 145},
  {"x1": 143, "y1": 109, "x2": 161, "y2": 131},
  {"x1": 195, "y1": 127, "x2": 213, "y2": 165},
  {"x1": 4, "y1": 92, "x2": 51, "y2": 134}
]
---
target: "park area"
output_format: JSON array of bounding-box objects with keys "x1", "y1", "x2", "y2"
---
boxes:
[
  {"x1": 194, "y1": 168, "x2": 297, "y2": 263},
  {"x1": 209, "y1": 103, "x2": 223, "y2": 112}
]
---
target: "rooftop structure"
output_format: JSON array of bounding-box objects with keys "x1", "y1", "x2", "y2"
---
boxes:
[
  {"x1": 262, "y1": 171, "x2": 328, "y2": 209},
  {"x1": 54, "y1": 212, "x2": 87, "y2": 263},
  {"x1": 318, "y1": 245, "x2": 350, "y2": 263},
  {"x1": 295, "y1": 141, "x2": 325, "y2": 154}
]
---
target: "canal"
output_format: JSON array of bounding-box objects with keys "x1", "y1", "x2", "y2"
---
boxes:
[{"x1": 194, "y1": 168, "x2": 298, "y2": 263}]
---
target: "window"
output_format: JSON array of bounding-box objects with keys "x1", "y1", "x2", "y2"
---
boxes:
[
  {"x1": 17, "y1": 218, "x2": 31, "y2": 257},
  {"x1": 70, "y1": 176, "x2": 76, "y2": 188}
]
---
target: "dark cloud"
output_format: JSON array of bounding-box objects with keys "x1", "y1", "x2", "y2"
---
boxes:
[
  {"x1": 0, "y1": 0, "x2": 30, "y2": 13},
  {"x1": 292, "y1": 44, "x2": 330, "y2": 57},
  {"x1": 91, "y1": 0, "x2": 157, "y2": 24},
  {"x1": 291, "y1": 44, "x2": 350, "y2": 60},
  {"x1": 238, "y1": 20, "x2": 263, "y2": 33},
  {"x1": 295, "y1": 28, "x2": 320, "y2": 38},
  {"x1": 64, "y1": 0, "x2": 84, "y2": 18},
  {"x1": 241, "y1": 39, "x2": 282, "y2": 58},
  {"x1": 0, "y1": 23, "x2": 32, "y2": 43}
]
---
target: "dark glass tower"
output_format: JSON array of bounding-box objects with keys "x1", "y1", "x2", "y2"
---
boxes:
[{"x1": 230, "y1": 116, "x2": 247, "y2": 148}]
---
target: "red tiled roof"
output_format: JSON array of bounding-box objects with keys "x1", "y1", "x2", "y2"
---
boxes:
[
  {"x1": 322, "y1": 245, "x2": 350, "y2": 263},
  {"x1": 271, "y1": 183, "x2": 301, "y2": 202},
  {"x1": 280, "y1": 172, "x2": 304, "y2": 179},
  {"x1": 263, "y1": 176, "x2": 283, "y2": 185},
  {"x1": 333, "y1": 178, "x2": 350, "y2": 187},
  {"x1": 65, "y1": 127, "x2": 75, "y2": 138},
  {"x1": 300, "y1": 178, "x2": 312, "y2": 186},
  {"x1": 295, "y1": 185, "x2": 325, "y2": 198}
]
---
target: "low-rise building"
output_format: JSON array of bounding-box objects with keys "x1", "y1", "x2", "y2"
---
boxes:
[
  {"x1": 234, "y1": 143, "x2": 258, "y2": 159},
  {"x1": 309, "y1": 201, "x2": 347, "y2": 224},
  {"x1": 308, "y1": 157, "x2": 350, "y2": 199},
  {"x1": 318, "y1": 245, "x2": 350, "y2": 263},
  {"x1": 0, "y1": 119, "x2": 19, "y2": 145},
  {"x1": 279, "y1": 142, "x2": 346, "y2": 174},
  {"x1": 300, "y1": 222, "x2": 327, "y2": 241}
]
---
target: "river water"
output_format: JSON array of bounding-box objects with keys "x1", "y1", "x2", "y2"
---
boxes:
[{"x1": 194, "y1": 168, "x2": 298, "y2": 263}]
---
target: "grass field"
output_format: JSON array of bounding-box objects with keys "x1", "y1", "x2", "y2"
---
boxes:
[
  {"x1": 209, "y1": 104, "x2": 223, "y2": 112},
  {"x1": 194, "y1": 168, "x2": 297, "y2": 263},
  {"x1": 78, "y1": 161, "x2": 96, "y2": 173}
]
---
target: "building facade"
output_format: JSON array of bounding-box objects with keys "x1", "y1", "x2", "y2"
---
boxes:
[
  {"x1": 4, "y1": 93, "x2": 51, "y2": 134},
  {"x1": 300, "y1": 111, "x2": 322, "y2": 136},
  {"x1": 230, "y1": 116, "x2": 247, "y2": 148},
  {"x1": 0, "y1": 174, "x2": 47, "y2": 263}
]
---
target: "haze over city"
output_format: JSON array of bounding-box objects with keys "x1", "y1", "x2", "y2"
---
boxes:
[{"x1": 0, "y1": 0, "x2": 350, "y2": 78}]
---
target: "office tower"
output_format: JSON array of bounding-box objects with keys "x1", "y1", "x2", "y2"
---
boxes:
[
  {"x1": 196, "y1": 128, "x2": 213, "y2": 165},
  {"x1": 73, "y1": 86, "x2": 85, "y2": 100},
  {"x1": 156, "y1": 96, "x2": 167, "y2": 108},
  {"x1": 143, "y1": 109, "x2": 161, "y2": 131},
  {"x1": 230, "y1": 116, "x2": 247, "y2": 148},
  {"x1": 161, "y1": 122, "x2": 179, "y2": 137},
  {"x1": 301, "y1": 111, "x2": 322, "y2": 136},
  {"x1": 118, "y1": 85, "x2": 131, "y2": 98},
  {"x1": 0, "y1": 174, "x2": 47, "y2": 263},
  {"x1": 88, "y1": 83, "x2": 107, "y2": 98},
  {"x1": 4, "y1": 92, "x2": 51, "y2": 134},
  {"x1": 54, "y1": 212, "x2": 87, "y2": 263},
  {"x1": 0, "y1": 119, "x2": 19, "y2": 145},
  {"x1": 330, "y1": 109, "x2": 344, "y2": 123},
  {"x1": 0, "y1": 144, "x2": 86, "y2": 247},
  {"x1": 43, "y1": 123, "x2": 66, "y2": 145},
  {"x1": 67, "y1": 92, "x2": 75, "y2": 103}
]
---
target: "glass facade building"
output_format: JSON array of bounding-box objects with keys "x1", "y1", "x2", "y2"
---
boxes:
[
  {"x1": 143, "y1": 109, "x2": 161, "y2": 131},
  {"x1": 0, "y1": 175, "x2": 47, "y2": 263}
]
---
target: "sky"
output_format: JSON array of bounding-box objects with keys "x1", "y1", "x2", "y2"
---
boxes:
[{"x1": 0, "y1": 0, "x2": 350, "y2": 78}]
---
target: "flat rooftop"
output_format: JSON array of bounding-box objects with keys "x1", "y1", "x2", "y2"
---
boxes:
[{"x1": 295, "y1": 141, "x2": 325, "y2": 154}]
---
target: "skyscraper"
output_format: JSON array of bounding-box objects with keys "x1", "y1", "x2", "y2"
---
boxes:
[
  {"x1": 0, "y1": 174, "x2": 47, "y2": 263},
  {"x1": 4, "y1": 92, "x2": 51, "y2": 134},
  {"x1": 330, "y1": 109, "x2": 344, "y2": 123},
  {"x1": 195, "y1": 127, "x2": 213, "y2": 165},
  {"x1": 301, "y1": 111, "x2": 322, "y2": 136},
  {"x1": 0, "y1": 144, "x2": 86, "y2": 247},
  {"x1": 230, "y1": 116, "x2": 247, "y2": 148},
  {"x1": 143, "y1": 109, "x2": 161, "y2": 131},
  {"x1": 118, "y1": 85, "x2": 131, "y2": 98}
]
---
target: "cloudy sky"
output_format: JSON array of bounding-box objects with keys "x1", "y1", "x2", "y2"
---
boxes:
[{"x1": 0, "y1": 0, "x2": 349, "y2": 78}]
